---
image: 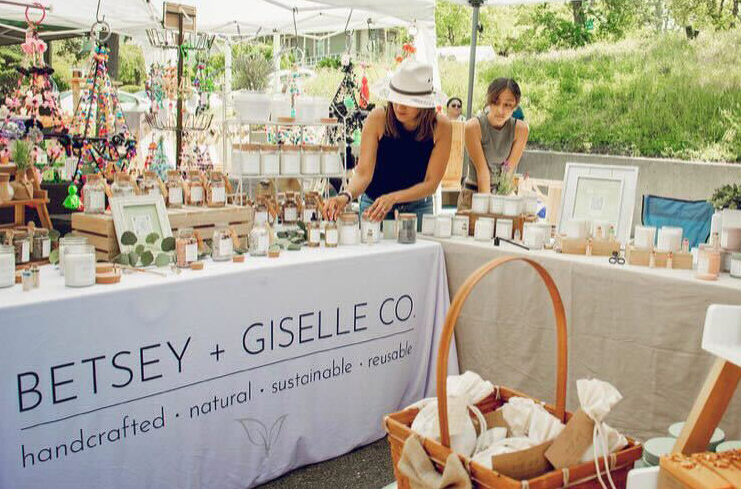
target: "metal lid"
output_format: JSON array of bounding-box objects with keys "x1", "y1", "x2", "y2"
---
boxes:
[
  {"x1": 643, "y1": 437, "x2": 676, "y2": 466},
  {"x1": 717, "y1": 440, "x2": 741, "y2": 452},
  {"x1": 399, "y1": 213, "x2": 417, "y2": 220},
  {"x1": 668, "y1": 422, "x2": 724, "y2": 445}
]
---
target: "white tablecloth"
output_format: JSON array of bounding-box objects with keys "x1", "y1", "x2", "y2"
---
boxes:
[
  {"x1": 427, "y1": 236, "x2": 741, "y2": 441},
  {"x1": 0, "y1": 241, "x2": 455, "y2": 489}
]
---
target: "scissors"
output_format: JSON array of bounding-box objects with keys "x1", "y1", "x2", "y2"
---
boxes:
[{"x1": 609, "y1": 251, "x2": 625, "y2": 265}]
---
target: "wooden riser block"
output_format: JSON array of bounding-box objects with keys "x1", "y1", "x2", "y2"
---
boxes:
[
  {"x1": 457, "y1": 210, "x2": 537, "y2": 239},
  {"x1": 626, "y1": 247, "x2": 693, "y2": 269},
  {"x1": 560, "y1": 237, "x2": 620, "y2": 256}
]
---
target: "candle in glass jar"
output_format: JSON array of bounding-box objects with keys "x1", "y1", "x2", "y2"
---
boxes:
[
  {"x1": 472, "y1": 193, "x2": 489, "y2": 214},
  {"x1": 308, "y1": 222, "x2": 321, "y2": 247},
  {"x1": 397, "y1": 214, "x2": 417, "y2": 244},
  {"x1": 495, "y1": 218, "x2": 514, "y2": 239},
  {"x1": 697, "y1": 244, "x2": 721, "y2": 281},
  {"x1": 64, "y1": 245, "x2": 96, "y2": 287},
  {"x1": 421, "y1": 214, "x2": 436, "y2": 236},
  {"x1": 656, "y1": 226, "x2": 683, "y2": 252},
  {"x1": 361, "y1": 219, "x2": 381, "y2": 243},
  {"x1": 452, "y1": 215, "x2": 469, "y2": 237},
  {"x1": 490, "y1": 195, "x2": 505, "y2": 214},
  {"x1": 176, "y1": 228, "x2": 198, "y2": 267},
  {"x1": 434, "y1": 215, "x2": 452, "y2": 238},
  {"x1": 721, "y1": 227, "x2": 741, "y2": 250},
  {"x1": 59, "y1": 236, "x2": 87, "y2": 276},
  {"x1": 0, "y1": 245, "x2": 14, "y2": 288},
  {"x1": 503, "y1": 196, "x2": 522, "y2": 217},
  {"x1": 383, "y1": 220, "x2": 397, "y2": 240},
  {"x1": 474, "y1": 217, "x2": 495, "y2": 241},
  {"x1": 634, "y1": 225, "x2": 656, "y2": 249},
  {"x1": 339, "y1": 223, "x2": 358, "y2": 245},
  {"x1": 325, "y1": 222, "x2": 339, "y2": 247}
]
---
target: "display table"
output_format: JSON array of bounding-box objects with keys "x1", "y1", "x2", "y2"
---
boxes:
[
  {"x1": 0, "y1": 241, "x2": 454, "y2": 489},
  {"x1": 428, "y1": 236, "x2": 741, "y2": 442}
]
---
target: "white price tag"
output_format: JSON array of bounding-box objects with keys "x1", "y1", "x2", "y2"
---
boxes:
[
  {"x1": 190, "y1": 186, "x2": 203, "y2": 202},
  {"x1": 255, "y1": 211, "x2": 268, "y2": 225},
  {"x1": 304, "y1": 209, "x2": 315, "y2": 222},
  {"x1": 212, "y1": 187, "x2": 225, "y2": 203},
  {"x1": 185, "y1": 243, "x2": 197, "y2": 263},
  {"x1": 310, "y1": 229, "x2": 321, "y2": 243},
  {"x1": 21, "y1": 241, "x2": 29, "y2": 263},
  {"x1": 326, "y1": 229, "x2": 339, "y2": 245},
  {"x1": 284, "y1": 208, "x2": 297, "y2": 222},
  {"x1": 42, "y1": 239, "x2": 51, "y2": 258},
  {"x1": 219, "y1": 238, "x2": 233, "y2": 256},
  {"x1": 169, "y1": 187, "x2": 183, "y2": 205}
]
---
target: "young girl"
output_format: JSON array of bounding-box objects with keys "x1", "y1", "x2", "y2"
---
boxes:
[
  {"x1": 458, "y1": 78, "x2": 529, "y2": 210},
  {"x1": 325, "y1": 62, "x2": 452, "y2": 225}
]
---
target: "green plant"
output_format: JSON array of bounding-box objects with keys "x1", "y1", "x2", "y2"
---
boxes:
[
  {"x1": 495, "y1": 168, "x2": 517, "y2": 195},
  {"x1": 10, "y1": 140, "x2": 31, "y2": 171},
  {"x1": 115, "y1": 231, "x2": 175, "y2": 267},
  {"x1": 275, "y1": 222, "x2": 307, "y2": 250},
  {"x1": 710, "y1": 184, "x2": 741, "y2": 210},
  {"x1": 233, "y1": 51, "x2": 273, "y2": 91},
  {"x1": 316, "y1": 56, "x2": 341, "y2": 70}
]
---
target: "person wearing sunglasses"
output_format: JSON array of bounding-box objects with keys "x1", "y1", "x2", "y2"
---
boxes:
[{"x1": 446, "y1": 97, "x2": 465, "y2": 121}]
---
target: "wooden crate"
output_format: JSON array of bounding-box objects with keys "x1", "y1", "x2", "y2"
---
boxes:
[
  {"x1": 557, "y1": 236, "x2": 621, "y2": 256},
  {"x1": 625, "y1": 246, "x2": 693, "y2": 269},
  {"x1": 457, "y1": 210, "x2": 537, "y2": 239},
  {"x1": 72, "y1": 205, "x2": 254, "y2": 260}
]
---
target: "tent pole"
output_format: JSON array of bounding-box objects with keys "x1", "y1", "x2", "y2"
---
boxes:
[
  {"x1": 466, "y1": 0, "x2": 483, "y2": 119},
  {"x1": 176, "y1": 11, "x2": 184, "y2": 168}
]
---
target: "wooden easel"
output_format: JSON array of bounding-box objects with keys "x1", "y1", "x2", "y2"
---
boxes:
[
  {"x1": 0, "y1": 164, "x2": 53, "y2": 230},
  {"x1": 673, "y1": 305, "x2": 741, "y2": 455}
]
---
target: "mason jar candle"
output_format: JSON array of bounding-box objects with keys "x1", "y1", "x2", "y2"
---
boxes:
[
  {"x1": 697, "y1": 244, "x2": 721, "y2": 281},
  {"x1": 0, "y1": 245, "x2": 14, "y2": 288},
  {"x1": 58, "y1": 235, "x2": 87, "y2": 276},
  {"x1": 166, "y1": 170, "x2": 185, "y2": 208},
  {"x1": 495, "y1": 218, "x2": 514, "y2": 240},
  {"x1": 474, "y1": 217, "x2": 495, "y2": 241},
  {"x1": 721, "y1": 227, "x2": 741, "y2": 251},
  {"x1": 141, "y1": 171, "x2": 163, "y2": 198},
  {"x1": 280, "y1": 145, "x2": 302, "y2": 175},
  {"x1": 208, "y1": 172, "x2": 227, "y2": 207},
  {"x1": 421, "y1": 214, "x2": 436, "y2": 236},
  {"x1": 731, "y1": 253, "x2": 741, "y2": 278},
  {"x1": 397, "y1": 214, "x2": 417, "y2": 244},
  {"x1": 321, "y1": 145, "x2": 343, "y2": 174},
  {"x1": 240, "y1": 144, "x2": 261, "y2": 175},
  {"x1": 361, "y1": 218, "x2": 381, "y2": 244},
  {"x1": 187, "y1": 172, "x2": 205, "y2": 206},
  {"x1": 83, "y1": 174, "x2": 106, "y2": 214},
  {"x1": 308, "y1": 221, "x2": 321, "y2": 247},
  {"x1": 657, "y1": 226, "x2": 683, "y2": 252},
  {"x1": 64, "y1": 244, "x2": 96, "y2": 287},
  {"x1": 254, "y1": 199, "x2": 270, "y2": 226},
  {"x1": 32, "y1": 228, "x2": 51, "y2": 260},
  {"x1": 301, "y1": 145, "x2": 322, "y2": 175},
  {"x1": 211, "y1": 224, "x2": 233, "y2": 261},
  {"x1": 261, "y1": 145, "x2": 280, "y2": 175},
  {"x1": 452, "y1": 215, "x2": 469, "y2": 237},
  {"x1": 503, "y1": 196, "x2": 523, "y2": 217},
  {"x1": 383, "y1": 220, "x2": 397, "y2": 240},
  {"x1": 489, "y1": 195, "x2": 505, "y2": 214},
  {"x1": 434, "y1": 215, "x2": 452, "y2": 238},
  {"x1": 472, "y1": 193, "x2": 489, "y2": 214},
  {"x1": 176, "y1": 228, "x2": 198, "y2": 268},
  {"x1": 249, "y1": 223, "x2": 270, "y2": 256},
  {"x1": 282, "y1": 192, "x2": 299, "y2": 224},
  {"x1": 339, "y1": 213, "x2": 359, "y2": 245},
  {"x1": 523, "y1": 222, "x2": 546, "y2": 249},
  {"x1": 110, "y1": 172, "x2": 135, "y2": 198},
  {"x1": 634, "y1": 225, "x2": 656, "y2": 250},
  {"x1": 325, "y1": 221, "x2": 339, "y2": 247}
]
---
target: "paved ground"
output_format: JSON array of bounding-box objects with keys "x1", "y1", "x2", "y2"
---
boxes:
[{"x1": 255, "y1": 438, "x2": 397, "y2": 489}]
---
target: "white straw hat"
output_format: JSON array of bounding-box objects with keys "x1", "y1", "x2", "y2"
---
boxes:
[{"x1": 372, "y1": 60, "x2": 438, "y2": 109}]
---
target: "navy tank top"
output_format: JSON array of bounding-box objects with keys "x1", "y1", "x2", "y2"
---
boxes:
[{"x1": 365, "y1": 125, "x2": 434, "y2": 200}]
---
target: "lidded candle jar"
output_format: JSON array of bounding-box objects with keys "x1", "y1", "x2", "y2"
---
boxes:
[
  {"x1": 495, "y1": 218, "x2": 514, "y2": 239},
  {"x1": 474, "y1": 217, "x2": 495, "y2": 241},
  {"x1": 261, "y1": 145, "x2": 280, "y2": 175},
  {"x1": 0, "y1": 245, "x2": 14, "y2": 288},
  {"x1": 238, "y1": 144, "x2": 261, "y2": 175},
  {"x1": 176, "y1": 227, "x2": 198, "y2": 268},
  {"x1": 397, "y1": 213, "x2": 417, "y2": 244},
  {"x1": 301, "y1": 145, "x2": 322, "y2": 175},
  {"x1": 656, "y1": 226, "x2": 683, "y2": 253},
  {"x1": 522, "y1": 194, "x2": 538, "y2": 215},
  {"x1": 187, "y1": 171, "x2": 205, "y2": 206},
  {"x1": 249, "y1": 223, "x2": 270, "y2": 256},
  {"x1": 325, "y1": 221, "x2": 339, "y2": 248},
  {"x1": 280, "y1": 145, "x2": 301, "y2": 175},
  {"x1": 472, "y1": 193, "x2": 489, "y2": 214},
  {"x1": 730, "y1": 253, "x2": 741, "y2": 278},
  {"x1": 282, "y1": 192, "x2": 299, "y2": 224},
  {"x1": 361, "y1": 217, "x2": 381, "y2": 244},
  {"x1": 634, "y1": 225, "x2": 656, "y2": 250},
  {"x1": 434, "y1": 215, "x2": 453, "y2": 238},
  {"x1": 64, "y1": 244, "x2": 96, "y2": 288},
  {"x1": 58, "y1": 235, "x2": 87, "y2": 276},
  {"x1": 111, "y1": 172, "x2": 136, "y2": 198},
  {"x1": 211, "y1": 224, "x2": 233, "y2": 261},
  {"x1": 523, "y1": 222, "x2": 548, "y2": 250},
  {"x1": 83, "y1": 174, "x2": 106, "y2": 214},
  {"x1": 697, "y1": 243, "x2": 721, "y2": 281},
  {"x1": 339, "y1": 212, "x2": 359, "y2": 245},
  {"x1": 254, "y1": 198, "x2": 270, "y2": 226},
  {"x1": 490, "y1": 195, "x2": 506, "y2": 214},
  {"x1": 321, "y1": 145, "x2": 343, "y2": 174},
  {"x1": 166, "y1": 170, "x2": 185, "y2": 208},
  {"x1": 12, "y1": 231, "x2": 30, "y2": 264},
  {"x1": 502, "y1": 196, "x2": 523, "y2": 217},
  {"x1": 208, "y1": 171, "x2": 227, "y2": 207},
  {"x1": 32, "y1": 228, "x2": 51, "y2": 260},
  {"x1": 308, "y1": 221, "x2": 321, "y2": 247},
  {"x1": 302, "y1": 197, "x2": 318, "y2": 223},
  {"x1": 142, "y1": 171, "x2": 163, "y2": 197},
  {"x1": 452, "y1": 215, "x2": 469, "y2": 237},
  {"x1": 421, "y1": 214, "x2": 436, "y2": 236},
  {"x1": 721, "y1": 227, "x2": 741, "y2": 251}
]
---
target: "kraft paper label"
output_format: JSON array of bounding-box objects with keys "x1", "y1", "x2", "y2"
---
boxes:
[
  {"x1": 491, "y1": 440, "x2": 554, "y2": 481},
  {"x1": 545, "y1": 408, "x2": 595, "y2": 470}
]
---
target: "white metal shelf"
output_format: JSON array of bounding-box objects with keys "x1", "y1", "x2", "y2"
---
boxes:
[
  {"x1": 229, "y1": 173, "x2": 346, "y2": 180},
  {"x1": 224, "y1": 119, "x2": 342, "y2": 127}
]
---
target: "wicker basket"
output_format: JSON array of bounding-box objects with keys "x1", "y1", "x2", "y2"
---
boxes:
[{"x1": 384, "y1": 256, "x2": 643, "y2": 489}]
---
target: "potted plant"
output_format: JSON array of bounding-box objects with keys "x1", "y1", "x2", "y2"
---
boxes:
[
  {"x1": 709, "y1": 184, "x2": 741, "y2": 211},
  {"x1": 9, "y1": 139, "x2": 33, "y2": 200}
]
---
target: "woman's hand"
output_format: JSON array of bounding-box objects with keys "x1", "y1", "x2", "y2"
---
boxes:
[
  {"x1": 324, "y1": 195, "x2": 349, "y2": 221},
  {"x1": 364, "y1": 193, "x2": 399, "y2": 222}
]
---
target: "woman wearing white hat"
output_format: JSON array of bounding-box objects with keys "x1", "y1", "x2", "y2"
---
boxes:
[{"x1": 325, "y1": 61, "x2": 452, "y2": 225}]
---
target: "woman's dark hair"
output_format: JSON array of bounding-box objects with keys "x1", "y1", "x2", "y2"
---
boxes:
[
  {"x1": 384, "y1": 103, "x2": 437, "y2": 142},
  {"x1": 447, "y1": 97, "x2": 462, "y2": 107},
  {"x1": 486, "y1": 78, "x2": 521, "y2": 106}
]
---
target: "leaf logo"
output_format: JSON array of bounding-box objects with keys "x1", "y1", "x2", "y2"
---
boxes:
[{"x1": 236, "y1": 415, "x2": 288, "y2": 456}]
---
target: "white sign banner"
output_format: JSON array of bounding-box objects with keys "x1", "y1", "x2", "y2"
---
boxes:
[{"x1": 0, "y1": 242, "x2": 454, "y2": 489}]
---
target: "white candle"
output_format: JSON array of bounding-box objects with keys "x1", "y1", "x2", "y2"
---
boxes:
[
  {"x1": 262, "y1": 153, "x2": 280, "y2": 175},
  {"x1": 452, "y1": 216, "x2": 469, "y2": 237},
  {"x1": 169, "y1": 187, "x2": 183, "y2": 206},
  {"x1": 503, "y1": 196, "x2": 522, "y2": 217},
  {"x1": 474, "y1": 218, "x2": 495, "y2": 241},
  {"x1": 326, "y1": 228, "x2": 339, "y2": 246},
  {"x1": 190, "y1": 186, "x2": 204, "y2": 203},
  {"x1": 421, "y1": 215, "x2": 436, "y2": 235},
  {"x1": 361, "y1": 220, "x2": 381, "y2": 243},
  {"x1": 242, "y1": 152, "x2": 261, "y2": 175},
  {"x1": 523, "y1": 223, "x2": 547, "y2": 249},
  {"x1": 472, "y1": 193, "x2": 490, "y2": 214},
  {"x1": 383, "y1": 220, "x2": 397, "y2": 240},
  {"x1": 434, "y1": 216, "x2": 452, "y2": 238},
  {"x1": 496, "y1": 219, "x2": 514, "y2": 239},
  {"x1": 339, "y1": 224, "x2": 357, "y2": 245},
  {"x1": 255, "y1": 210, "x2": 268, "y2": 225},
  {"x1": 211, "y1": 187, "x2": 226, "y2": 203},
  {"x1": 321, "y1": 152, "x2": 342, "y2": 174},
  {"x1": 522, "y1": 195, "x2": 539, "y2": 215},
  {"x1": 721, "y1": 227, "x2": 741, "y2": 251},
  {"x1": 301, "y1": 152, "x2": 322, "y2": 174},
  {"x1": 280, "y1": 152, "x2": 301, "y2": 174},
  {"x1": 0, "y1": 248, "x2": 14, "y2": 288},
  {"x1": 656, "y1": 226, "x2": 683, "y2": 252},
  {"x1": 634, "y1": 225, "x2": 656, "y2": 249},
  {"x1": 564, "y1": 219, "x2": 591, "y2": 239},
  {"x1": 64, "y1": 249, "x2": 95, "y2": 287},
  {"x1": 489, "y1": 195, "x2": 505, "y2": 214}
]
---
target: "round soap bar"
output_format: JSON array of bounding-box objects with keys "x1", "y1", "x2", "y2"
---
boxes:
[
  {"x1": 643, "y1": 437, "x2": 676, "y2": 466},
  {"x1": 668, "y1": 422, "x2": 725, "y2": 450},
  {"x1": 716, "y1": 440, "x2": 741, "y2": 453}
]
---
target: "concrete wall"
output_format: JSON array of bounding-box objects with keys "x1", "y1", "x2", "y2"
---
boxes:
[{"x1": 518, "y1": 150, "x2": 741, "y2": 230}]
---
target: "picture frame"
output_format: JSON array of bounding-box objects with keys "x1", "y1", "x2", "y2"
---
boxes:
[
  {"x1": 110, "y1": 194, "x2": 172, "y2": 250},
  {"x1": 557, "y1": 163, "x2": 639, "y2": 244}
]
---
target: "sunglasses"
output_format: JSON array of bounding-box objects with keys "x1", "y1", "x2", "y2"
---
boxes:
[{"x1": 449, "y1": 104, "x2": 461, "y2": 108}]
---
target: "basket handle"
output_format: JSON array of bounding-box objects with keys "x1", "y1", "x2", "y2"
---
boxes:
[{"x1": 436, "y1": 256, "x2": 568, "y2": 448}]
